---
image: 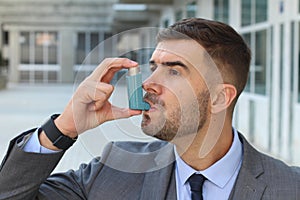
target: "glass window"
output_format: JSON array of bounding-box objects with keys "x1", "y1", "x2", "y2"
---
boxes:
[
  {"x1": 242, "y1": 30, "x2": 268, "y2": 95},
  {"x1": 242, "y1": 33, "x2": 251, "y2": 92},
  {"x1": 20, "y1": 71, "x2": 30, "y2": 82},
  {"x1": 47, "y1": 32, "x2": 58, "y2": 64},
  {"x1": 241, "y1": 0, "x2": 268, "y2": 26},
  {"x1": 175, "y1": 10, "x2": 183, "y2": 21},
  {"x1": 48, "y1": 71, "x2": 58, "y2": 82},
  {"x1": 34, "y1": 70, "x2": 43, "y2": 82},
  {"x1": 20, "y1": 32, "x2": 30, "y2": 64},
  {"x1": 254, "y1": 30, "x2": 267, "y2": 94},
  {"x1": 90, "y1": 33, "x2": 99, "y2": 50},
  {"x1": 242, "y1": 0, "x2": 251, "y2": 26},
  {"x1": 186, "y1": 1, "x2": 197, "y2": 18},
  {"x1": 255, "y1": 0, "x2": 267, "y2": 23},
  {"x1": 3, "y1": 31, "x2": 9, "y2": 45},
  {"x1": 35, "y1": 32, "x2": 44, "y2": 64},
  {"x1": 19, "y1": 31, "x2": 59, "y2": 82},
  {"x1": 76, "y1": 32, "x2": 107, "y2": 65},
  {"x1": 298, "y1": 63, "x2": 300, "y2": 102},
  {"x1": 34, "y1": 32, "x2": 58, "y2": 64},
  {"x1": 76, "y1": 33, "x2": 86, "y2": 64},
  {"x1": 90, "y1": 33, "x2": 99, "y2": 64},
  {"x1": 163, "y1": 19, "x2": 169, "y2": 28},
  {"x1": 214, "y1": 0, "x2": 229, "y2": 23}
]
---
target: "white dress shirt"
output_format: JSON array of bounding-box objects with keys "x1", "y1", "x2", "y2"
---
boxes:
[
  {"x1": 23, "y1": 129, "x2": 58, "y2": 154},
  {"x1": 174, "y1": 128, "x2": 243, "y2": 200}
]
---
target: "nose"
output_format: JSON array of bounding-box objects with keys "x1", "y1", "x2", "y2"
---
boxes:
[{"x1": 142, "y1": 73, "x2": 163, "y2": 95}]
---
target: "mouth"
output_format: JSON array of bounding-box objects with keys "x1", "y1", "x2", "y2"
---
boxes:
[
  {"x1": 143, "y1": 99, "x2": 157, "y2": 113},
  {"x1": 144, "y1": 105, "x2": 156, "y2": 113},
  {"x1": 143, "y1": 93, "x2": 164, "y2": 113}
]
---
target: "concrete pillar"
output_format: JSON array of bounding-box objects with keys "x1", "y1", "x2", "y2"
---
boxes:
[
  {"x1": 9, "y1": 30, "x2": 20, "y2": 83},
  {"x1": 197, "y1": 0, "x2": 213, "y2": 19},
  {"x1": 59, "y1": 29, "x2": 75, "y2": 83},
  {"x1": 230, "y1": 0, "x2": 241, "y2": 28},
  {"x1": 270, "y1": 23, "x2": 281, "y2": 156}
]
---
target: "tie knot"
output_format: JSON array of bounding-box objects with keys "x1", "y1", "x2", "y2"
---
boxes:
[{"x1": 188, "y1": 174, "x2": 206, "y2": 192}]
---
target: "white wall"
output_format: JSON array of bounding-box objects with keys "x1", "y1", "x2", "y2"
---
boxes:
[
  {"x1": 235, "y1": 94, "x2": 270, "y2": 152},
  {"x1": 292, "y1": 104, "x2": 300, "y2": 165}
]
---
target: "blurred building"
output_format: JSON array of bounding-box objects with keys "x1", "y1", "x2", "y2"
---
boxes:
[{"x1": 0, "y1": 0, "x2": 299, "y2": 165}]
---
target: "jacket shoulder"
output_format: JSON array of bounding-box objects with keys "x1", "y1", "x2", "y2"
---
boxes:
[
  {"x1": 239, "y1": 133, "x2": 300, "y2": 198},
  {"x1": 113, "y1": 140, "x2": 170, "y2": 153},
  {"x1": 259, "y1": 150, "x2": 300, "y2": 181},
  {"x1": 98, "y1": 140, "x2": 174, "y2": 173}
]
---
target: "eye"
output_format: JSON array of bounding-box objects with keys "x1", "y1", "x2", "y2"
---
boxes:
[
  {"x1": 169, "y1": 68, "x2": 180, "y2": 76},
  {"x1": 150, "y1": 65, "x2": 157, "y2": 72}
]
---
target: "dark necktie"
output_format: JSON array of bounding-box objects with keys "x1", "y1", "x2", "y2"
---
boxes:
[{"x1": 188, "y1": 173, "x2": 206, "y2": 200}]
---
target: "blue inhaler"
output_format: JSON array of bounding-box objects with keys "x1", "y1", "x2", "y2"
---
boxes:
[{"x1": 126, "y1": 66, "x2": 150, "y2": 111}]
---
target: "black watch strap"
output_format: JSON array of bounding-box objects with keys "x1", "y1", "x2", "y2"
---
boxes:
[{"x1": 41, "y1": 114, "x2": 77, "y2": 150}]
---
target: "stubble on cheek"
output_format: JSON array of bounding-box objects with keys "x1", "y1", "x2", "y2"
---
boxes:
[{"x1": 141, "y1": 90, "x2": 210, "y2": 142}]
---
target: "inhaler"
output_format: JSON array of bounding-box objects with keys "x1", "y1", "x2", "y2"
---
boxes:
[{"x1": 126, "y1": 66, "x2": 150, "y2": 111}]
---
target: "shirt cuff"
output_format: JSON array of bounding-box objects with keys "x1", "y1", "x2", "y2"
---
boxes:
[{"x1": 23, "y1": 129, "x2": 61, "y2": 154}]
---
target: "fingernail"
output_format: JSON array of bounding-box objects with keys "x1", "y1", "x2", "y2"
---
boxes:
[{"x1": 130, "y1": 60, "x2": 138, "y2": 65}]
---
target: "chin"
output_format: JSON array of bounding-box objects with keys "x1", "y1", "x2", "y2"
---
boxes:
[
  {"x1": 141, "y1": 124, "x2": 157, "y2": 138},
  {"x1": 142, "y1": 124, "x2": 177, "y2": 142}
]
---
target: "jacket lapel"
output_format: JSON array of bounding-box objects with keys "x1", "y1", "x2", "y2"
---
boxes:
[
  {"x1": 229, "y1": 134, "x2": 267, "y2": 200},
  {"x1": 139, "y1": 143, "x2": 177, "y2": 200}
]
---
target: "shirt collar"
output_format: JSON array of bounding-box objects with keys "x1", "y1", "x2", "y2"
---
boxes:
[{"x1": 174, "y1": 128, "x2": 243, "y2": 188}]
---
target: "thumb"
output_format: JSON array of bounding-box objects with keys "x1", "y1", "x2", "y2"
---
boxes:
[{"x1": 108, "y1": 106, "x2": 142, "y2": 121}]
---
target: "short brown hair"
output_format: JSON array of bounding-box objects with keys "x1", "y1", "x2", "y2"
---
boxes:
[{"x1": 157, "y1": 18, "x2": 251, "y2": 100}]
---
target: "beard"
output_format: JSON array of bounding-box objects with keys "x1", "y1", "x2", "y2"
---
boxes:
[{"x1": 141, "y1": 90, "x2": 210, "y2": 142}]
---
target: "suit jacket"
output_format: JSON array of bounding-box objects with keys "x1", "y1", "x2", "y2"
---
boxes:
[{"x1": 0, "y1": 129, "x2": 299, "y2": 200}]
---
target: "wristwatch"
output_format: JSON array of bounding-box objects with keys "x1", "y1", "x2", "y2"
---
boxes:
[{"x1": 41, "y1": 114, "x2": 77, "y2": 150}]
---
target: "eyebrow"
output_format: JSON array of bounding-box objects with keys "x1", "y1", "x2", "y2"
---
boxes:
[{"x1": 149, "y1": 60, "x2": 189, "y2": 70}]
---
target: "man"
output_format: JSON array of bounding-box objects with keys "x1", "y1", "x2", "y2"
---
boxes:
[{"x1": 0, "y1": 18, "x2": 299, "y2": 200}]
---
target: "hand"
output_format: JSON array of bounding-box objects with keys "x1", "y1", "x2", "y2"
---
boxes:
[{"x1": 54, "y1": 58, "x2": 142, "y2": 138}]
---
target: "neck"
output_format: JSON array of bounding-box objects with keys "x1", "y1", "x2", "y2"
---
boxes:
[{"x1": 173, "y1": 117, "x2": 233, "y2": 171}]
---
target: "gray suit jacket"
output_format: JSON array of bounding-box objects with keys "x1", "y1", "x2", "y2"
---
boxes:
[{"x1": 0, "y1": 129, "x2": 299, "y2": 200}]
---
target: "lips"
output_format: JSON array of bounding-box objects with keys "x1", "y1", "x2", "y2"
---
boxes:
[
  {"x1": 143, "y1": 93, "x2": 166, "y2": 114},
  {"x1": 143, "y1": 100, "x2": 156, "y2": 112},
  {"x1": 147, "y1": 106, "x2": 157, "y2": 112}
]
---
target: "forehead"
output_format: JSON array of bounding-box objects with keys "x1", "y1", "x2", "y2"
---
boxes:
[{"x1": 151, "y1": 40, "x2": 206, "y2": 68}]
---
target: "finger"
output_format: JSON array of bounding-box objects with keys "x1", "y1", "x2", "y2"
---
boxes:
[
  {"x1": 89, "y1": 58, "x2": 138, "y2": 82},
  {"x1": 94, "y1": 82, "x2": 114, "y2": 101},
  {"x1": 108, "y1": 106, "x2": 142, "y2": 121},
  {"x1": 101, "y1": 67, "x2": 121, "y2": 84},
  {"x1": 78, "y1": 80, "x2": 113, "y2": 103},
  {"x1": 88, "y1": 83, "x2": 114, "y2": 111}
]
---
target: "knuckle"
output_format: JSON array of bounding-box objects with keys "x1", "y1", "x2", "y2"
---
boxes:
[{"x1": 102, "y1": 57, "x2": 116, "y2": 65}]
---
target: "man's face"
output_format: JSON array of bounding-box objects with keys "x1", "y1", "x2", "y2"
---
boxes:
[{"x1": 141, "y1": 40, "x2": 212, "y2": 142}]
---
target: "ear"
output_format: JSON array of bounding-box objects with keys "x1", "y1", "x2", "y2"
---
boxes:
[{"x1": 211, "y1": 84, "x2": 237, "y2": 114}]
